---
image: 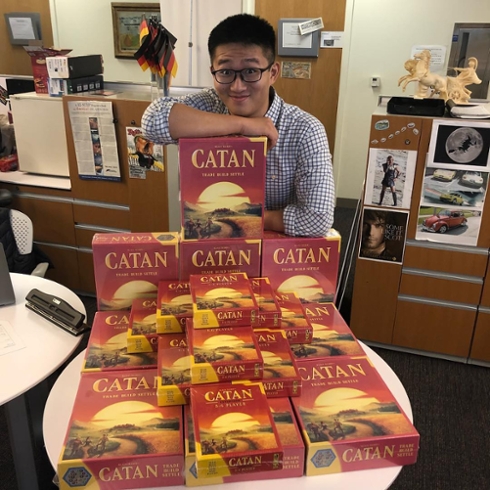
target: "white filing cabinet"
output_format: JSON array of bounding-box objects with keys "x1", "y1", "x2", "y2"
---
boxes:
[{"x1": 10, "y1": 92, "x2": 70, "y2": 177}]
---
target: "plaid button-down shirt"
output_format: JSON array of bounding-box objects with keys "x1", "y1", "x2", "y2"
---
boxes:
[{"x1": 142, "y1": 88, "x2": 335, "y2": 237}]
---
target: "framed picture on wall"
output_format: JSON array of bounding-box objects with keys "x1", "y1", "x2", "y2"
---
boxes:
[{"x1": 111, "y1": 3, "x2": 161, "y2": 58}]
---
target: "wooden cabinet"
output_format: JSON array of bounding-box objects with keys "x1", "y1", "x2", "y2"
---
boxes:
[{"x1": 350, "y1": 108, "x2": 490, "y2": 362}]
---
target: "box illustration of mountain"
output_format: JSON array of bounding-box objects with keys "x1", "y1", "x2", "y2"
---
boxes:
[
  {"x1": 249, "y1": 277, "x2": 281, "y2": 328},
  {"x1": 92, "y1": 232, "x2": 179, "y2": 311},
  {"x1": 291, "y1": 356, "x2": 419, "y2": 476},
  {"x1": 157, "y1": 334, "x2": 191, "y2": 406},
  {"x1": 179, "y1": 136, "x2": 267, "y2": 240},
  {"x1": 189, "y1": 380, "x2": 283, "y2": 478},
  {"x1": 156, "y1": 280, "x2": 192, "y2": 334},
  {"x1": 180, "y1": 239, "x2": 261, "y2": 280},
  {"x1": 254, "y1": 329, "x2": 301, "y2": 398},
  {"x1": 261, "y1": 230, "x2": 341, "y2": 303},
  {"x1": 184, "y1": 396, "x2": 303, "y2": 486},
  {"x1": 127, "y1": 298, "x2": 158, "y2": 353},
  {"x1": 188, "y1": 325, "x2": 263, "y2": 384},
  {"x1": 83, "y1": 311, "x2": 157, "y2": 373},
  {"x1": 274, "y1": 291, "x2": 313, "y2": 344},
  {"x1": 290, "y1": 302, "x2": 366, "y2": 361},
  {"x1": 190, "y1": 272, "x2": 258, "y2": 328},
  {"x1": 57, "y1": 370, "x2": 184, "y2": 489}
]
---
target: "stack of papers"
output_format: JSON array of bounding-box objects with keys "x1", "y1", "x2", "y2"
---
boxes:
[{"x1": 448, "y1": 101, "x2": 490, "y2": 119}]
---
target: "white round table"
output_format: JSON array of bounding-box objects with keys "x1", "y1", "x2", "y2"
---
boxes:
[
  {"x1": 43, "y1": 343, "x2": 412, "y2": 490},
  {"x1": 1, "y1": 273, "x2": 86, "y2": 490}
]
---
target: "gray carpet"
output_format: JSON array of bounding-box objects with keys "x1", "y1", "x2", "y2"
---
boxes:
[{"x1": 1, "y1": 206, "x2": 490, "y2": 489}]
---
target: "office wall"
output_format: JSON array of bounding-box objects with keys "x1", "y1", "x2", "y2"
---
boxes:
[{"x1": 334, "y1": 0, "x2": 490, "y2": 201}]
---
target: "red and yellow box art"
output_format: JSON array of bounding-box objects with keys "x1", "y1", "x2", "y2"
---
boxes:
[
  {"x1": 83, "y1": 311, "x2": 157, "y2": 373},
  {"x1": 127, "y1": 298, "x2": 158, "y2": 354},
  {"x1": 92, "y1": 232, "x2": 179, "y2": 311},
  {"x1": 179, "y1": 136, "x2": 267, "y2": 240},
  {"x1": 188, "y1": 325, "x2": 263, "y2": 384},
  {"x1": 189, "y1": 380, "x2": 283, "y2": 478},
  {"x1": 290, "y1": 302, "x2": 366, "y2": 361},
  {"x1": 180, "y1": 239, "x2": 261, "y2": 280},
  {"x1": 254, "y1": 329, "x2": 301, "y2": 398},
  {"x1": 157, "y1": 334, "x2": 192, "y2": 406},
  {"x1": 57, "y1": 370, "x2": 184, "y2": 489},
  {"x1": 261, "y1": 230, "x2": 341, "y2": 303},
  {"x1": 156, "y1": 280, "x2": 192, "y2": 334},
  {"x1": 249, "y1": 277, "x2": 282, "y2": 328},
  {"x1": 184, "y1": 397, "x2": 304, "y2": 486},
  {"x1": 274, "y1": 291, "x2": 313, "y2": 344},
  {"x1": 291, "y1": 356, "x2": 419, "y2": 476},
  {"x1": 190, "y1": 272, "x2": 258, "y2": 328}
]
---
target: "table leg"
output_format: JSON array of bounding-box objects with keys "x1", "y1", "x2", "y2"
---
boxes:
[{"x1": 5, "y1": 394, "x2": 40, "y2": 490}]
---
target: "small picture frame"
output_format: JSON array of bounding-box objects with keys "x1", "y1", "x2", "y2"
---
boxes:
[
  {"x1": 4, "y1": 13, "x2": 42, "y2": 46},
  {"x1": 111, "y1": 3, "x2": 161, "y2": 59}
]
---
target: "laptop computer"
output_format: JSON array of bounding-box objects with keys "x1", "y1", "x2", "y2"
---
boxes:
[{"x1": 0, "y1": 242, "x2": 15, "y2": 306}]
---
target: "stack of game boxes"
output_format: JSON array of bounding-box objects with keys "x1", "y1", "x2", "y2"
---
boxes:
[{"x1": 55, "y1": 135, "x2": 419, "y2": 490}]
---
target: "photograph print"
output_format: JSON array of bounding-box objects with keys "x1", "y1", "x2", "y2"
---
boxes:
[
  {"x1": 364, "y1": 148, "x2": 417, "y2": 209},
  {"x1": 428, "y1": 119, "x2": 490, "y2": 170}
]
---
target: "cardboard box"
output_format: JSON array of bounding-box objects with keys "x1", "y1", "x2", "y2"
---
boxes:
[
  {"x1": 127, "y1": 298, "x2": 159, "y2": 354},
  {"x1": 184, "y1": 397, "x2": 304, "y2": 486},
  {"x1": 180, "y1": 238, "x2": 261, "y2": 280},
  {"x1": 57, "y1": 370, "x2": 184, "y2": 489},
  {"x1": 48, "y1": 74, "x2": 103, "y2": 97},
  {"x1": 46, "y1": 54, "x2": 103, "y2": 79},
  {"x1": 261, "y1": 229, "x2": 341, "y2": 303},
  {"x1": 249, "y1": 277, "x2": 282, "y2": 328},
  {"x1": 292, "y1": 356, "x2": 419, "y2": 476},
  {"x1": 92, "y1": 232, "x2": 179, "y2": 311},
  {"x1": 23, "y1": 46, "x2": 72, "y2": 94},
  {"x1": 274, "y1": 291, "x2": 313, "y2": 344},
  {"x1": 82, "y1": 311, "x2": 157, "y2": 373},
  {"x1": 156, "y1": 280, "x2": 191, "y2": 334}
]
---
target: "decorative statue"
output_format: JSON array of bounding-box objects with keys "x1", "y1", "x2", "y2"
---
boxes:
[{"x1": 398, "y1": 51, "x2": 481, "y2": 104}]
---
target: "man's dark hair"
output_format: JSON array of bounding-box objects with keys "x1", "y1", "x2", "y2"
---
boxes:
[
  {"x1": 208, "y1": 14, "x2": 276, "y2": 64},
  {"x1": 363, "y1": 209, "x2": 386, "y2": 225}
]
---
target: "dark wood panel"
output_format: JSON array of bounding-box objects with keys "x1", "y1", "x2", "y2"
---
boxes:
[
  {"x1": 399, "y1": 273, "x2": 482, "y2": 305},
  {"x1": 255, "y1": 0, "x2": 346, "y2": 154},
  {"x1": 13, "y1": 196, "x2": 76, "y2": 246},
  {"x1": 368, "y1": 115, "x2": 423, "y2": 152},
  {"x1": 403, "y1": 244, "x2": 488, "y2": 277},
  {"x1": 73, "y1": 204, "x2": 130, "y2": 230},
  {"x1": 469, "y1": 310, "x2": 490, "y2": 362},
  {"x1": 350, "y1": 258, "x2": 402, "y2": 344},
  {"x1": 38, "y1": 244, "x2": 80, "y2": 291},
  {"x1": 77, "y1": 250, "x2": 96, "y2": 294},
  {"x1": 75, "y1": 229, "x2": 98, "y2": 249},
  {"x1": 393, "y1": 300, "x2": 475, "y2": 358},
  {"x1": 1, "y1": 183, "x2": 72, "y2": 199}
]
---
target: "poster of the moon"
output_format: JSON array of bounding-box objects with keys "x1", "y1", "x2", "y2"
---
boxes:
[{"x1": 428, "y1": 120, "x2": 490, "y2": 169}]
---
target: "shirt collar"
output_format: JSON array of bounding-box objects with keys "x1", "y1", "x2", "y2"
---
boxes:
[{"x1": 265, "y1": 87, "x2": 282, "y2": 125}]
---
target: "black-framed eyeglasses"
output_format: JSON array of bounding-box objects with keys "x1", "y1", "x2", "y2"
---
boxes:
[{"x1": 211, "y1": 63, "x2": 274, "y2": 84}]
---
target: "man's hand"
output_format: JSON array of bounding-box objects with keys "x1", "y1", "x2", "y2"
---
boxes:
[
  {"x1": 239, "y1": 117, "x2": 279, "y2": 149},
  {"x1": 264, "y1": 209, "x2": 284, "y2": 232}
]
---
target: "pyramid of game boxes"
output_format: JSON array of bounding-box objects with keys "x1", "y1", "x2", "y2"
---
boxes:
[{"x1": 55, "y1": 135, "x2": 419, "y2": 489}]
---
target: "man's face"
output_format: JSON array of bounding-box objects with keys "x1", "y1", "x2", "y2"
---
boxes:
[
  {"x1": 211, "y1": 43, "x2": 279, "y2": 118},
  {"x1": 362, "y1": 218, "x2": 386, "y2": 250}
]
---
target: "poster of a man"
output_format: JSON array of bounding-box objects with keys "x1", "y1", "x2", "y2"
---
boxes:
[
  {"x1": 359, "y1": 207, "x2": 409, "y2": 263},
  {"x1": 126, "y1": 128, "x2": 164, "y2": 178}
]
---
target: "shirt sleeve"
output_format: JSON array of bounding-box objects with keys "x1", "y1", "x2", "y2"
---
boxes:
[
  {"x1": 282, "y1": 121, "x2": 335, "y2": 237},
  {"x1": 141, "y1": 89, "x2": 225, "y2": 145}
]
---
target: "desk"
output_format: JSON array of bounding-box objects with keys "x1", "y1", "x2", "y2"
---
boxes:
[
  {"x1": 1, "y1": 273, "x2": 86, "y2": 490},
  {"x1": 44, "y1": 343, "x2": 413, "y2": 490}
]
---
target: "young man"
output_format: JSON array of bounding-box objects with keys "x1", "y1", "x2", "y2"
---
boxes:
[{"x1": 142, "y1": 14, "x2": 335, "y2": 237}]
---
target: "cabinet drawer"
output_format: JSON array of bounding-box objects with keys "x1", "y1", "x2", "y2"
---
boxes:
[
  {"x1": 77, "y1": 250, "x2": 96, "y2": 294},
  {"x1": 38, "y1": 244, "x2": 80, "y2": 291},
  {"x1": 469, "y1": 308, "x2": 490, "y2": 363},
  {"x1": 73, "y1": 203, "x2": 130, "y2": 229}
]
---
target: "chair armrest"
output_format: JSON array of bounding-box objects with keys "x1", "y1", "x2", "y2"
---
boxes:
[{"x1": 31, "y1": 262, "x2": 49, "y2": 277}]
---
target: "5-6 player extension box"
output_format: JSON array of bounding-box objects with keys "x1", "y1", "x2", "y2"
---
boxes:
[
  {"x1": 156, "y1": 280, "x2": 192, "y2": 334},
  {"x1": 179, "y1": 136, "x2": 267, "y2": 240},
  {"x1": 92, "y1": 232, "x2": 179, "y2": 311}
]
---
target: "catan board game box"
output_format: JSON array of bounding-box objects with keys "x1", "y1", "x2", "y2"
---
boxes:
[
  {"x1": 188, "y1": 324, "x2": 263, "y2": 384},
  {"x1": 261, "y1": 229, "x2": 341, "y2": 303},
  {"x1": 290, "y1": 302, "x2": 366, "y2": 361},
  {"x1": 157, "y1": 333, "x2": 192, "y2": 406},
  {"x1": 92, "y1": 232, "x2": 179, "y2": 311},
  {"x1": 82, "y1": 311, "x2": 157, "y2": 373},
  {"x1": 184, "y1": 397, "x2": 304, "y2": 486},
  {"x1": 179, "y1": 136, "x2": 267, "y2": 240},
  {"x1": 180, "y1": 238, "x2": 261, "y2": 280},
  {"x1": 249, "y1": 277, "x2": 282, "y2": 328},
  {"x1": 274, "y1": 291, "x2": 313, "y2": 344},
  {"x1": 127, "y1": 298, "x2": 158, "y2": 353},
  {"x1": 190, "y1": 272, "x2": 258, "y2": 328},
  {"x1": 57, "y1": 369, "x2": 184, "y2": 489},
  {"x1": 292, "y1": 356, "x2": 419, "y2": 476},
  {"x1": 156, "y1": 280, "x2": 192, "y2": 334},
  {"x1": 189, "y1": 380, "x2": 283, "y2": 478},
  {"x1": 254, "y1": 328, "x2": 301, "y2": 398}
]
